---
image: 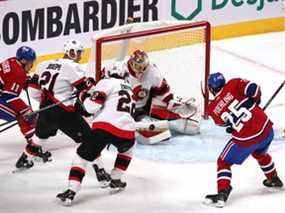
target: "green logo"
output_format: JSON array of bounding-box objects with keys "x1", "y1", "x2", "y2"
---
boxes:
[
  {"x1": 171, "y1": 0, "x2": 202, "y2": 20},
  {"x1": 171, "y1": 0, "x2": 279, "y2": 21}
]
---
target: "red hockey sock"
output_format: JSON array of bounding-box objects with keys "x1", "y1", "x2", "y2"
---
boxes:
[
  {"x1": 68, "y1": 166, "x2": 86, "y2": 192},
  {"x1": 217, "y1": 158, "x2": 232, "y2": 192},
  {"x1": 115, "y1": 153, "x2": 132, "y2": 171},
  {"x1": 252, "y1": 152, "x2": 277, "y2": 180}
]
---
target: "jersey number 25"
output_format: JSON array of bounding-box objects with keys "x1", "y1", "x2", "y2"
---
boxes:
[{"x1": 221, "y1": 99, "x2": 252, "y2": 132}]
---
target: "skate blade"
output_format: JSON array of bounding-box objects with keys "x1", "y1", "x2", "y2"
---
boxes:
[
  {"x1": 203, "y1": 199, "x2": 225, "y2": 208},
  {"x1": 33, "y1": 157, "x2": 52, "y2": 163},
  {"x1": 99, "y1": 181, "x2": 110, "y2": 188},
  {"x1": 264, "y1": 187, "x2": 284, "y2": 193},
  {"x1": 56, "y1": 198, "x2": 72, "y2": 206},
  {"x1": 109, "y1": 187, "x2": 125, "y2": 194}
]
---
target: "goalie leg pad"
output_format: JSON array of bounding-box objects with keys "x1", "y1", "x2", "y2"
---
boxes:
[
  {"x1": 169, "y1": 119, "x2": 200, "y2": 135},
  {"x1": 135, "y1": 119, "x2": 171, "y2": 145}
]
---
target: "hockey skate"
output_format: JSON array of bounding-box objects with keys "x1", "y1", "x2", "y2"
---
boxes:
[
  {"x1": 14, "y1": 153, "x2": 34, "y2": 173},
  {"x1": 33, "y1": 150, "x2": 52, "y2": 163},
  {"x1": 263, "y1": 175, "x2": 283, "y2": 188},
  {"x1": 93, "y1": 164, "x2": 111, "y2": 188},
  {"x1": 203, "y1": 186, "x2": 232, "y2": 208},
  {"x1": 27, "y1": 143, "x2": 52, "y2": 163},
  {"x1": 109, "y1": 179, "x2": 127, "y2": 194},
  {"x1": 56, "y1": 189, "x2": 76, "y2": 206}
]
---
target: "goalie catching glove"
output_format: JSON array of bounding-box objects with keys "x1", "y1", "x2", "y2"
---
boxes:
[{"x1": 167, "y1": 97, "x2": 198, "y2": 119}]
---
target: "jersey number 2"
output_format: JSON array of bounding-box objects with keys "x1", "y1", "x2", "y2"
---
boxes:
[
  {"x1": 221, "y1": 99, "x2": 252, "y2": 132},
  {"x1": 117, "y1": 90, "x2": 135, "y2": 116},
  {"x1": 39, "y1": 71, "x2": 59, "y2": 92}
]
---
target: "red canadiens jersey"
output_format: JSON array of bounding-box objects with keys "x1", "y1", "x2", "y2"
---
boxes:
[
  {"x1": 0, "y1": 57, "x2": 28, "y2": 96},
  {"x1": 208, "y1": 78, "x2": 272, "y2": 146}
]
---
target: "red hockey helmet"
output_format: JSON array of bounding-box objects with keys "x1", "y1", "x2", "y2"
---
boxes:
[{"x1": 128, "y1": 50, "x2": 150, "y2": 78}]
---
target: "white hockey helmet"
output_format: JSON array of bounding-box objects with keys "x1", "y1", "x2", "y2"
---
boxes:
[
  {"x1": 104, "y1": 62, "x2": 127, "y2": 79},
  {"x1": 63, "y1": 40, "x2": 84, "y2": 60}
]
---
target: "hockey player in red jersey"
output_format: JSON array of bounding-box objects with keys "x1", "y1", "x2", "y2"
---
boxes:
[
  {"x1": 0, "y1": 46, "x2": 51, "y2": 170},
  {"x1": 204, "y1": 72, "x2": 283, "y2": 208}
]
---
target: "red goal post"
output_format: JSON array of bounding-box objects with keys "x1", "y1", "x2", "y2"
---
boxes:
[{"x1": 90, "y1": 21, "x2": 211, "y2": 119}]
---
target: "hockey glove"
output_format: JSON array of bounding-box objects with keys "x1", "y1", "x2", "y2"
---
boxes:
[
  {"x1": 78, "y1": 89, "x2": 91, "y2": 104},
  {"x1": 20, "y1": 108, "x2": 38, "y2": 126},
  {"x1": 75, "y1": 99, "x2": 92, "y2": 117},
  {"x1": 223, "y1": 120, "x2": 234, "y2": 134},
  {"x1": 167, "y1": 97, "x2": 197, "y2": 119},
  {"x1": 226, "y1": 126, "x2": 234, "y2": 134}
]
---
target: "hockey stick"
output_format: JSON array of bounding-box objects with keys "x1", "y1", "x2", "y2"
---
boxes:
[
  {"x1": 25, "y1": 94, "x2": 77, "y2": 118},
  {"x1": 200, "y1": 81, "x2": 214, "y2": 102},
  {"x1": 262, "y1": 80, "x2": 285, "y2": 111},
  {"x1": 0, "y1": 121, "x2": 18, "y2": 133},
  {"x1": 0, "y1": 95, "x2": 77, "y2": 134},
  {"x1": 25, "y1": 89, "x2": 32, "y2": 109},
  {"x1": 0, "y1": 120, "x2": 15, "y2": 128}
]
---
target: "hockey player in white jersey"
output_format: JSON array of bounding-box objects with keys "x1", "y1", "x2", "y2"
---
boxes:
[
  {"x1": 29, "y1": 40, "x2": 111, "y2": 185},
  {"x1": 123, "y1": 49, "x2": 200, "y2": 144},
  {"x1": 56, "y1": 63, "x2": 135, "y2": 205}
]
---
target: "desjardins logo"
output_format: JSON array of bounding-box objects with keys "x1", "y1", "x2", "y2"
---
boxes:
[{"x1": 171, "y1": 0, "x2": 280, "y2": 21}]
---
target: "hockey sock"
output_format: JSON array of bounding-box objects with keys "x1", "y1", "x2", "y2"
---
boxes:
[
  {"x1": 217, "y1": 158, "x2": 232, "y2": 192},
  {"x1": 92, "y1": 155, "x2": 104, "y2": 169},
  {"x1": 68, "y1": 154, "x2": 87, "y2": 192},
  {"x1": 112, "y1": 153, "x2": 132, "y2": 180},
  {"x1": 252, "y1": 153, "x2": 277, "y2": 180}
]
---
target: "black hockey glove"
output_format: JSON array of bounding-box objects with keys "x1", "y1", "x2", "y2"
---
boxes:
[
  {"x1": 75, "y1": 100, "x2": 92, "y2": 117},
  {"x1": 224, "y1": 120, "x2": 234, "y2": 134},
  {"x1": 226, "y1": 126, "x2": 234, "y2": 134},
  {"x1": 78, "y1": 89, "x2": 91, "y2": 104}
]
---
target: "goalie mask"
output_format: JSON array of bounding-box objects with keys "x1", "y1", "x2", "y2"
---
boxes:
[
  {"x1": 128, "y1": 50, "x2": 149, "y2": 79},
  {"x1": 63, "y1": 40, "x2": 84, "y2": 62}
]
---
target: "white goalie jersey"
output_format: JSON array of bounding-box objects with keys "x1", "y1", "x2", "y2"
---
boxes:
[{"x1": 123, "y1": 60, "x2": 173, "y2": 109}]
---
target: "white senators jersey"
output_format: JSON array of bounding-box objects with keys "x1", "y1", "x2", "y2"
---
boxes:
[
  {"x1": 84, "y1": 77, "x2": 136, "y2": 139},
  {"x1": 34, "y1": 58, "x2": 86, "y2": 111},
  {"x1": 123, "y1": 61, "x2": 173, "y2": 109}
]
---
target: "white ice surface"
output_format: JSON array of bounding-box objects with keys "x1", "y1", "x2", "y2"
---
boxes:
[{"x1": 0, "y1": 31, "x2": 285, "y2": 213}]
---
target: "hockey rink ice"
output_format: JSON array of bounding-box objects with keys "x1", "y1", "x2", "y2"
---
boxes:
[{"x1": 0, "y1": 31, "x2": 285, "y2": 213}]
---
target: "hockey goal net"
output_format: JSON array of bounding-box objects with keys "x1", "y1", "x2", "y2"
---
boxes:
[{"x1": 89, "y1": 21, "x2": 211, "y2": 119}]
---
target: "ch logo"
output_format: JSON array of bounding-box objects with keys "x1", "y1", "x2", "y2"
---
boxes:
[{"x1": 171, "y1": 0, "x2": 202, "y2": 21}]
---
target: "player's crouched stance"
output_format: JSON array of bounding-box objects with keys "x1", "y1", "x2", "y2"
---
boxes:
[
  {"x1": 0, "y1": 47, "x2": 51, "y2": 171},
  {"x1": 204, "y1": 73, "x2": 283, "y2": 208},
  {"x1": 56, "y1": 64, "x2": 135, "y2": 205}
]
